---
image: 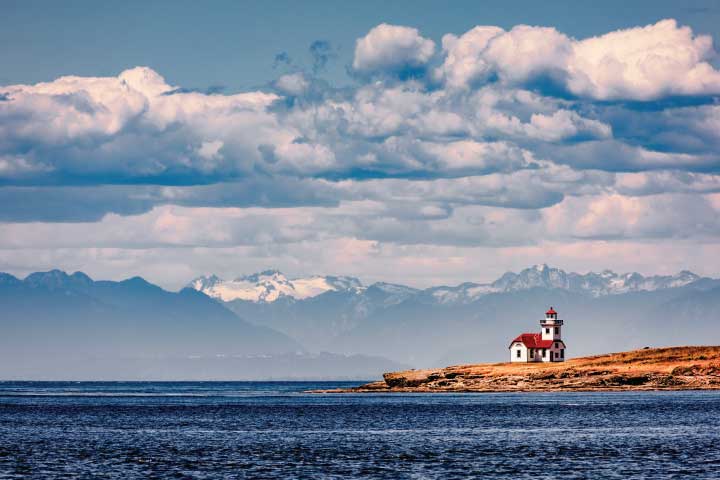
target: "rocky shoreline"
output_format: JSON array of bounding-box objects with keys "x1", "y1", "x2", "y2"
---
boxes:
[{"x1": 316, "y1": 346, "x2": 720, "y2": 393}]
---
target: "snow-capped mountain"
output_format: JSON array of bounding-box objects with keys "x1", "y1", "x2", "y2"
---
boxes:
[
  {"x1": 426, "y1": 265, "x2": 703, "y2": 303},
  {"x1": 490, "y1": 264, "x2": 701, "y2": 297},
  {"x1": 191, "y1": 265, "x2": 707, "y2": 304},
  {"x1": 426, "y1": 283, "x2": 498, "y2": 305},
  {"x1": 189, "y1": 270, "x2": 363, "y2": 302}
]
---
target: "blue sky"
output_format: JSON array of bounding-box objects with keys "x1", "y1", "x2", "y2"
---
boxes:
[
  {"x1": 1, "y1": 1, "x2": 719, "y2": 288},
  {"x1": 3, "y1": 0, "x2": 718, "y2": 89}
]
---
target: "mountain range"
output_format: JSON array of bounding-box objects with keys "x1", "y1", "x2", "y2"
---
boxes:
[
  {"x1": 189, "y1": 265, "x2": 720, "y2": 366},
  {"x1": 2, "y1": 265, "x2": 718, "y2": 379},
  {"x1": 0, "y1": 270, "x2": 405, "y2": 380},
  {"x1": 190, "y1": 265, "x2": 705, "y2": 304}
]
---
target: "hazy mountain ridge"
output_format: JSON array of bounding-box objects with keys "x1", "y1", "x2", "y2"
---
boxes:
[
  {"x1": 0, "y1": 269, "x2": 408, "y2": 380},
  {"x1": 190, "y1": 264, "x2": 709, "y2": 304},
  {"x1": 0, "y1": 269, "x2": 301, "y2": 355},
  {"x1": 3, "y1": 267, "x2": 718, "y2": 377}
]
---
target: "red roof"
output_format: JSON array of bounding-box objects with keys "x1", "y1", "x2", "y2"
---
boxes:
[
  {"x1": 509, "y1": 333, "x2": 554, "y2": 349},
  {"x1": 546, "y1": 307, "x2": 557, "y2": 315}
]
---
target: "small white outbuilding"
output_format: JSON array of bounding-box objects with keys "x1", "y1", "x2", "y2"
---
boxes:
[{"x1": 509, "y1": 307, "x2": 566, "y2": 363}]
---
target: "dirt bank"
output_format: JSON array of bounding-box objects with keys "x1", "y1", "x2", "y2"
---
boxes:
[{"x1": 318, "y1": 346, "x2": 720, "y2": 393}]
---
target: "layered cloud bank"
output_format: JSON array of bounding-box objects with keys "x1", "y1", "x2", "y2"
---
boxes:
[{"x1": 1, "y1": 19, "x2": 719, "y2": 285}]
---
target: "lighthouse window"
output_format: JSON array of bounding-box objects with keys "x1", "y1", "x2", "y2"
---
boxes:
[
  {"x1": 545, "y1": 328, "x2": 550, "y2": 334},
  {"x1": 554, "y1": 327, "x2": 559, "y2": 334},
  {"x1": 542, "y1": 349, "x2": 547, "y2": 357},
  {"x1": 560, "y1": 350, "x2": 564, "y2": 358},
  {"x1": 516, "y1": 350, "x2": 521, "y2": 358},
  {"x1": 554, "y1": 342, "x2": 558, "y2": 348}
]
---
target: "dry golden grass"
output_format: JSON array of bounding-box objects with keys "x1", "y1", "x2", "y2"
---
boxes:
[
  {"x1": 447, "y1": 345, "x2": 720, "y2": 376},
  {"x1": 324, "y1": 346, "x2": 720, "y2": 393}
]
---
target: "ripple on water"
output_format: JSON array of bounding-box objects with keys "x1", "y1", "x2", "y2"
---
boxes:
[{"x1": 0, "y1": 383, "x2": 719, "y2": 479}]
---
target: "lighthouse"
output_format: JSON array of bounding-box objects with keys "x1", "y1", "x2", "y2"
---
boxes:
[
  {"x1": 508, "y1": 307, "x2": 567, "y2": 363},
  {"x1": 541, "y1": 307, "x2": 563, "y2": 342}
]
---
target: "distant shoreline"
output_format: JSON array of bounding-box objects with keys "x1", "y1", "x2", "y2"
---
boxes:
[{"x1": 315, "y1": 346, "x2": 720, "y2": 393}]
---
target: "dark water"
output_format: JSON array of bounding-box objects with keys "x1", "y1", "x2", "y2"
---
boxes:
[{"x1": 1, "y1": 382, "x2": 720, "y2": 479}]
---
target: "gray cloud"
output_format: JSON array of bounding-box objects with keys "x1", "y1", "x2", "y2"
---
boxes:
[
  {"x1": 309, "y1": 40, "x2": 337, "y2": 74},
  {"x1": 273, "y1": 52, "x2": 293, "y2": 70},
  {"x1": 0, "y1": 179, "x2": 342, "y2": 222}
]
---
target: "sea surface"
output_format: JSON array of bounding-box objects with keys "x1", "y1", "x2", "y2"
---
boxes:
[{"x1": 1, "y1": 382, "x2": 719, "y2": 479}]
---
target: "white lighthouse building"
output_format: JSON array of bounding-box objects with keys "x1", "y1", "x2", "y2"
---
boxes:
[{"x1": 509, "y1": 307, "x2": 566, "y2": 363}]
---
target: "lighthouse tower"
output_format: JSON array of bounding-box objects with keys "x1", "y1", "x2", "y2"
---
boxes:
[
  {"x1": 508, "y1": 307, "x2": 567, "y2": 362},
  {"x1": 540, "y1": 307, "x2": 563, "y2": 342}
]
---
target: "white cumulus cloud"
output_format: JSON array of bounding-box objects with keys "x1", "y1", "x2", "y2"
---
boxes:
[
  {"x1": 436, "y1": 19, "x2": 720, "y2": 100},
  {"x1": 353, "y1": 24, "x2": 435, "y2": 74}
]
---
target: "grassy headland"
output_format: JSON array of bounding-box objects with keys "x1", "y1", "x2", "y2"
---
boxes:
[{"x1": 323, "y1": 346, "x2": 720, "y2": 392}]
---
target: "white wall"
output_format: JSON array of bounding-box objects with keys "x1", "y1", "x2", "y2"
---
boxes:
[
  {"x1": 510, "y1": 342, "x2": 527, "y2": 362},
  {"x1": 541, "y1": 322, "x2": 563, "y2": 341},
  {"x1": 544, "y1": 341, "x2": 566, "y2": 362},
  {"x1": 538, "y1": 347, "x2": 551, "y2": 362},
  {"x1": 510, "y1": 342, "x2": 566, "y2": 362}
]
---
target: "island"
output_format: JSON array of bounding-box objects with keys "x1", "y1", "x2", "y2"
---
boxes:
[{"x1": 321, "y1": 346, "x2": 720, "y2": 393}]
